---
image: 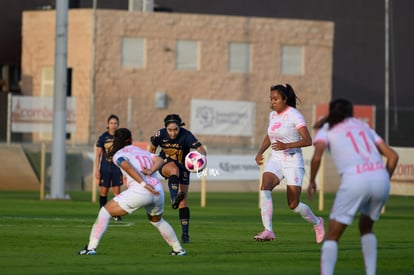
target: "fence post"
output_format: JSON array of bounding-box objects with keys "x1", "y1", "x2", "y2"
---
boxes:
[
  {"x1": 318, "y1": 154, "x2": 325, "y2": 211},
  {"x1": 40, "y1": 143, "x2": 46, "y2": 200},
  {"x1": 200, "y1": 146, "x2": 207, "y2": 208},
  {"x1": 200, "y1": 172, "x2": 206, "y2": 208},
  {"x1": 91, "y1": 148, "x2": 97, "y2": 203}
]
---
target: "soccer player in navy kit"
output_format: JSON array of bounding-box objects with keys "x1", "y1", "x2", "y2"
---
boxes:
[
  {"x1": 149, "y1": 114, "x2": 207, "y2": 243},
  {"x1": 95, "y1": 114, "x2": 123, "y2": 220}
]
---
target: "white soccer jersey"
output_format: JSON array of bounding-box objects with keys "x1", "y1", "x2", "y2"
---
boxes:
[
  {"x1": 314, "y1": 118, "x2": 385, "y2": 176},
  {"x1": 267, "y1": 106, "x2": 306, "y2": 167},
  {"x1": 113, "y1": 145, "x2": 160, "y2": 189}
]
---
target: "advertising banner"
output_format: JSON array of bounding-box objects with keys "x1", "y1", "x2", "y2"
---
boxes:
[
  {"x1": 190, "y1": 99, "x2": 255, "y2": 136},
  {"x1": 11, "y1": 96, "x2": 76, "y2": 133},
  {"x1": 190, "y1": 154, "x2": 260, "y2": 181}
]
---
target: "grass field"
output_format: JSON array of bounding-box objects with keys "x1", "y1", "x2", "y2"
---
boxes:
[{"x1": 0, "y1": 191, "x2": 413, "y2": 275}]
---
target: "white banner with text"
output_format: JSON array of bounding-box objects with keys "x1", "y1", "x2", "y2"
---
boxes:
[
  {"x1": 190, "y1": 99, "x2": 255, "y2": 136},
  {"x1": 11, "y1": 96, "x2": 76, "y2": 133}
]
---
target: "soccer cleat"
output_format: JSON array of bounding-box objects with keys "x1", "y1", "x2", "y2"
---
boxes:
[
  {"x1": 78, "y1": 246, "x2": 97, "y2": 255},
  {"x1": 171, "y1": 192, "x2": 186, "y2": 209},
  {"x1": 170, "y1": 249, "x2": 186, "y2": 256},
  {"x1": 113, "y1": 216, "x2": 122, "y2": 221},
  {"x1": 181, "y1": 233, "x2": 190, "y2": 244},
  {"x1": 314, "y1": 217, "x2": 325, "y2": 244},
  {"x1": 254, "y1": 230, "x2": 276, "y2": 242}
]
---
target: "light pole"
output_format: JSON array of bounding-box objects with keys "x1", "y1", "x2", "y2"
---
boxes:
[
  {"x1": 50, "y1": 0, "x2": 69, "y2": 199},
  {"x1": 384, "y1": 0, "x2": 389, "y2": 143}
]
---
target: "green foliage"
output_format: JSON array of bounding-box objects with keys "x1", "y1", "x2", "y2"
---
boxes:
[{"x1": 0, "y1": 191, "x2": 413, "y2": 274}]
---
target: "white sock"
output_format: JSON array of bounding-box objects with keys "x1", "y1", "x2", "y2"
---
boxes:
[
  {"x1": 293, "y1": 202, "x2": 320, "y2": 225},
  {"x1": 88, "y1": 207, "x2": 111, "y2": 250},
  {"x1": 151, "y1": 218, "x2": 183, "y2": 252},
  {"x1": 361, "y1": 233, "x2": 377, "y2": 275},
  {"x1": 321, "y1": 240, "x2": 338, "y2": 275},
  {"x1": 259, "y1": 190, "x2": 273, "y2": 231}
]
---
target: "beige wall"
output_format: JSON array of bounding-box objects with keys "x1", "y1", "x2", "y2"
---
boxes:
[
  {"x1": 21, "y1": 9, "x2": 333, "y2": 150},
  {"x1": 22, "y1": 9, "x2": 93, "y2": 143}
]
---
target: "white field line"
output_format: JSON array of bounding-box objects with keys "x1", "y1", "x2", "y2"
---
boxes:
[{"x1": 0, "y1": 216, "x2": 135, "y2": 227}]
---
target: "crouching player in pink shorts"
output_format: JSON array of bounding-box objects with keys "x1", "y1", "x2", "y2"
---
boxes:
[{"x1": 78, "y1": 128, "x2": 186, "y2": 256}]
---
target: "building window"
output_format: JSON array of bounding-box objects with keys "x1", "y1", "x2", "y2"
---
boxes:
[
  {"x1": 41, "y1": 67, "x2": 54, "y2": 96},
  {"x1": 228, "y1": 42, "x2": 250, "y2": 73},
  {"x1": 121, "y1": 37, "x2": 145, "y2": 68},
  {"x1": 281, "y1": 45, "x2": 303, "y2": 75},
  {"x1": 176, "y1": 40, "x2": 198, "y2": 70}
]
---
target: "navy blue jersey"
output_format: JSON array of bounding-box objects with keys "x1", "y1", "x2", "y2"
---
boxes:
[
  {"x1": 96, "y1": 131, "x2": 123, "y2": 187},
  {"x1": 96, "y1": 131, "x2": 115, "y2": 166},
  {"x1": 150, "y1": 127, "x2": 202, "y2": 165}
]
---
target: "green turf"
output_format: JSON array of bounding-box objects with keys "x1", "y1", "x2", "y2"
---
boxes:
[{"x1": 0, "y1": 191, "x2": 413, "y2": 274}]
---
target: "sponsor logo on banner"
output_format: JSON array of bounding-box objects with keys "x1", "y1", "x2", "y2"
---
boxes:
[
  {"x1": 11, "y1": 96, "x2": 76, "y2": 133},
  {"x1": 191, "y1": 99, "x2": 255, "y2": 136}
]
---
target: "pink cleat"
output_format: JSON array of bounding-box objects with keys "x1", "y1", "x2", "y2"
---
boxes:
[
  {"x1": 314, "y1": 217, "x2": 325, "y2": 244},
  {"x1": 254, "y1": 230, "x2": 276, "y2": 242}
]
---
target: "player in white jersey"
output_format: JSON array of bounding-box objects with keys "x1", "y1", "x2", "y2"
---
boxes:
[
  {"x1": 78, "y1": 128, "x2": 186, "y2": 256},
  {"x1": 308, "y1": 99, "x2": 398, "y2": 275},
  {"x1": 254, "y1": 83, "x2": 325, "y2": 243}
]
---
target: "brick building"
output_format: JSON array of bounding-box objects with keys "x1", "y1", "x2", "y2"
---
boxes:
[{"x1": 21, "y1": 9, "x2": 333, "y2": 150}]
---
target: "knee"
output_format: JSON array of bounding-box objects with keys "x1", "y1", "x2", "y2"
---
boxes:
[
  {"x1": 289, "y1": 201, "x2": 300, "y2": 211},
  {"x1": 147, "y1": 214, "x2": 162, "y2": 223},
  {"x1": 359, "y1": 215, "x2": 374, "y2": 236},
  {"x1": 260, "y1": 176, "x2": 278, "y2": 190},
  {"x1": 167, "y1": 163, "x2": 180, "y2": 175}
]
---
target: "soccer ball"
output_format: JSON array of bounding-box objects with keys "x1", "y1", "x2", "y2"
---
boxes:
[{"x1": 184, "y1": 151, "x2": 207, "y2": 173}]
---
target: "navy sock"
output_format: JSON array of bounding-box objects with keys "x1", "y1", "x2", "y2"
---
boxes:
[
  {"x1": 179, "y1": 207, "x2": 190, "y2": 235},
  {"x1": 168, "y1": 175, "x2": 179, "y2": 202},
  {"x1": 99, "y1": 195, "x2": 107, "y2": 208}
]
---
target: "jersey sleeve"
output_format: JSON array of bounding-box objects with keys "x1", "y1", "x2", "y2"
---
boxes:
[
  {"x1": 96, "y1": 133, "x2": 104, "y2": 148},
  {"x1": 293, "y1": 109, "x2": 307, "y2": 129},
  {"x1": 112, "y1": 150, "x2": 129, "y2": 168},
  {"x1": 313, "y1": 124, "x2": 329, "y2": 145},
  {"x1": 185, "y1": 130, "x2": 202, "y2": 148},
  {"x1": 368, "y1": 127, "x2": 383, "y2": 145}
]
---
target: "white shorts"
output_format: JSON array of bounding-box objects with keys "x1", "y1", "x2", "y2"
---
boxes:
[
  {"x1": 264, "y1": 157, "x2": 304, "y2": 186},
  {"x1": 113, "y1": 184, "x2": 164, "y2": 216},
  {"x1": 330, "y1": 171, "x2": 390, "y2": 225}
]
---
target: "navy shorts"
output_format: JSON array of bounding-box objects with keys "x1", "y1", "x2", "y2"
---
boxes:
[{"x1": 99, "y1": 163, "x2": 123, "y2": 187}]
